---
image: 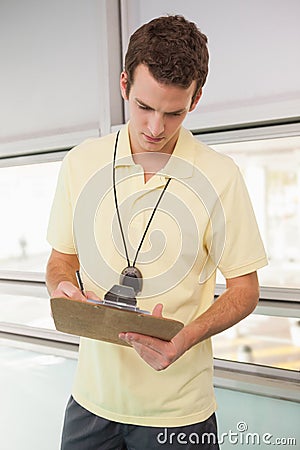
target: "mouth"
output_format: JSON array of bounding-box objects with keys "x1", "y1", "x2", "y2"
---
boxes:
[{"x1": 143, "y1": 133, "x2": 164, "y2": 144}]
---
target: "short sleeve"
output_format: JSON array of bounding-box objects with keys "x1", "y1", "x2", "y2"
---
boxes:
[
  {"x1": 46, "y1": 154, "x2": 76, "y2": 254},
  {"x1": 212, "y1": 166, "x2": 268, "y2": 278}
]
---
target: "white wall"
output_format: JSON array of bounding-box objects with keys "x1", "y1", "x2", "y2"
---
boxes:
[
  {"x1": 1, "y1": 0, "x2": 299, "y2": 157},
  {"x1": 122, "y1": 0, "x2": 300, "y2": 129},
  {"x1": 0, "y1": 0, "x2": 123, "y2": 156}
]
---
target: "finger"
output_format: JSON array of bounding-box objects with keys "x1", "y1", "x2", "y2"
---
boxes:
[
  {"x1": 52, "y1": 282, "x2": 85, "y2": 301},
  {"x1": 66, "y1": 287, "x2": 86, "y2": 301},
  {"x1": 85, "y1": 290, "x2": 101, "y2": 301},
  {"x1": 120, "y1": 332, "x2": 167, "y2": 354},
  {"x1": 128, "y1": 339, "x2": 176, "y2": 371},
  {"x1": 152, "y1": 303, "x2": 163, "y2": 318},
  {"x1": 130, "y1": 342, "x2": 167, "y2": 371},
  {"x1": 119, "y1": 332, "x2": 152, "y2": 347},
  {"x1": 118, "y1": 333, "x2": 177, "y2": 370}
]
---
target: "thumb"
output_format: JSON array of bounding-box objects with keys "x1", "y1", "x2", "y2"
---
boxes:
[
  {"x1": 152, "y1": 303, "x2": 163, "y2": 318},
  {"x1": 85, "y1": 290, "x2": 101, "y2": 301}
]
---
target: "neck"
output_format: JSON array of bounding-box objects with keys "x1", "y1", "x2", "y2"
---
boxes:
[{"x1": 132, "y1": 152, "x2": 171, "y2": 183}]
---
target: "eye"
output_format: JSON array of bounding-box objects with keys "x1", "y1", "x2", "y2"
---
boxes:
[
  {"x1": 166, "y1": 111, "x2": 184, "y2": 117},
  {"x1": 137, "y1": 104, "x2": 150, "y2": 110},
  {"x1": 136, "y1": 101, "x2": 152, "y2": 111}
]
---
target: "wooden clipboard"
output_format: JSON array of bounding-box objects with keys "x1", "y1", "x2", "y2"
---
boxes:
[{"x1": 50, "y1": 297, "x2": 184, "y2": 347}]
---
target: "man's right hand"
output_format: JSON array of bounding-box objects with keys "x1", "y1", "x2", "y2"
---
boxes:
[
  {"x1": 46, "y1": 249, "x2": 101, "y2": 302},
  {"x1": 51, "y1": 280, "x2": 101, "y2": 302}
]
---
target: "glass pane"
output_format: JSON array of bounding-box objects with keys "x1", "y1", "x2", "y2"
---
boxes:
[
  {"x1": 0, "y1": 160, "x2": 61, "y2": 273},
  {"x1": 0, "y1": 285, "x2": 55, "y2": 331},
  {"x1": 212, "y1": 314, "x2": 300, "y2": 371},
  {"x1": 211, "y1": 136, "x2": 300, "y2": 289}
]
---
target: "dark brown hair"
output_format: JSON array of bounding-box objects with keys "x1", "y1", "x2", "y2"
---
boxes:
[{"x1": 124, "y1": 15, "x2": 209, "y2": 103}]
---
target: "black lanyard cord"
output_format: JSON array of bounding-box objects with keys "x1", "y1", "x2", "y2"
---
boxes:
[
  {"x1": 113, "y1": 130, "x2": 130, "y2": 267},
  {"x1": 132, "y1": 177, "x2": 171, "y2": 267},
  {"x1": 112, "y1": 130, "x2": 171, "y2": 269}
]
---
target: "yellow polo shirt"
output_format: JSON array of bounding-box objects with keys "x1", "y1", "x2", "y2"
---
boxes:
[{"x1": 47, "y1": 124, "x2": 267, "y2": 427}]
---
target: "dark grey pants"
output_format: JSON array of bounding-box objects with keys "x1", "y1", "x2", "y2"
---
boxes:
[
  {"x1": 61, "y1": 397, "x2": 219, "y2": 450},
  {"x1": 61, "y1": 396, "x2": 220, "y2": 449}
]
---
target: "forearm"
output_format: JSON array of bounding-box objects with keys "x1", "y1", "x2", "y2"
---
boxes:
[
  {"x1": 182, "y1": 278, "x2": 259, "y2": 351},
  {"x1": 120, "y1": 272, "x2": 260, "y2": 371},
  {"x1": 46, "y1": 250, "x2": 79, "y2": 296}
]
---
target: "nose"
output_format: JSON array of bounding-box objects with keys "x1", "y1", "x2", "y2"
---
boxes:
[{"x1": 148, "y1": 112, "x2": 164, "y2": 137}]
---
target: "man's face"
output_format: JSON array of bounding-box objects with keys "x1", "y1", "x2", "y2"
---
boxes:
[{"x1": 120, "y1": 64, "x2": 201, "y2": 156}]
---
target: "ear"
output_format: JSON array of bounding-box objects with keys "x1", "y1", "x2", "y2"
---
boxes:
[
  {"x1": 189, "y1": 88, "x2": 202, "y2": 112},
  {"x1": 120, "y1": 71, "x2": 129, "y2": 100}
]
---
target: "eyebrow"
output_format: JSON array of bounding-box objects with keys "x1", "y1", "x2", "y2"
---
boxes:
[{"x1": 135, "y1": 98, "x2": 187, "y2": 115}]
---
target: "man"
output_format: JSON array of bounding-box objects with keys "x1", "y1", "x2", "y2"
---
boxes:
[{"x1": 46, "y1": 15, "x2": 267, "y2": 449}]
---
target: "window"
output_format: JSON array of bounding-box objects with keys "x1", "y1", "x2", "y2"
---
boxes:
[
  {"x1": 208, "y1": 134, "x2": 300, "y2": 289},
  {"x1": 1, "y1": 127, "x2": 299, "y2": 374},
  {"x1": 212, "y1": 313, "x2": 300, "y2": 371},
  {"x1": 203, "y1": 129, "x2": 300, "y2": 372},
  {"x1": 0, "y1": 281, "x2": 55, "y2": 332},
  {"x1": 0, "y1": 159, "x2": 61, "y2": 276}
]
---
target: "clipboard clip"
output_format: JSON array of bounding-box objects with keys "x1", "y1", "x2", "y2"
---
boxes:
[
  {"x1": 97, "y1": 284, "x2": 149, "y2": 314},
  {"x1": 104, "y1": 284, "x2": 136, "y2": 306}
]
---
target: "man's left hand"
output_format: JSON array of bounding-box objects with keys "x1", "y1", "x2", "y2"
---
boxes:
[{"x1": 119, "y1": 304, "x2": 187, "y2": 371}]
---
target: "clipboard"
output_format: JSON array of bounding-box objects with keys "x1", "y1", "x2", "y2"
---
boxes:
[{"x1": 50, "y1": 297, "x2": 184, "y2": 347}]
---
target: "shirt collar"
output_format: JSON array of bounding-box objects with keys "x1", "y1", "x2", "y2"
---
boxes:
[
  {"x1": 161, "y1": 127, "x2": 196, "y2": 180},
  {"x1": 114, "y1": 123, "x2": 196, "y2": 180},
  {"x1": 114, "y1": 123, "x2": 135, "y2": 168}
]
